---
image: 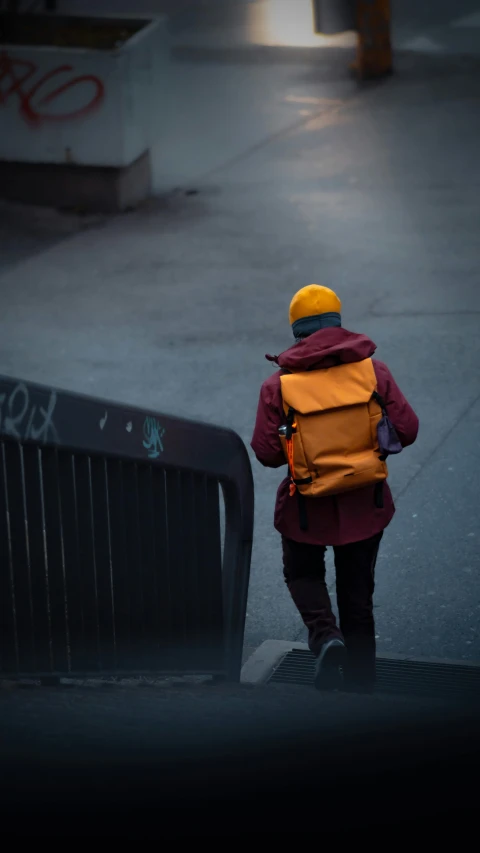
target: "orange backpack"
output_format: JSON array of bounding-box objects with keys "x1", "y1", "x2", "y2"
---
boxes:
[{"x1": 279, "y1": 357, "x2": 388, "y2": 501}]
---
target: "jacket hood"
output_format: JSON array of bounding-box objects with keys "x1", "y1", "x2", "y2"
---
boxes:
[{"x1": 266, "y1": 327, "x2": 377, "y2": 372}]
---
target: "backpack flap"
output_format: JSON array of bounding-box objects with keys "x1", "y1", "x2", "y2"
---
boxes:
[{"x1": 280, "y1": 358, "x2": 377, "y2": 414}]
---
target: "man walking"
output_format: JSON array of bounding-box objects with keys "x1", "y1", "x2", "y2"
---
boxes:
[{"x1": 251, "y1": 284, "x2": 419, "y2": 692}]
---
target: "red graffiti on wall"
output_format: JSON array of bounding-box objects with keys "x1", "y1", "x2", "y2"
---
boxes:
[{"x1": 0, "y1": 50, "x2": 105, "y2": 126}]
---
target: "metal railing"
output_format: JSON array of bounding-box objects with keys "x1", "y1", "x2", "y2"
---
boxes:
[{"x1": 0, "y1": 374, "x2": 254, "y2": 681}]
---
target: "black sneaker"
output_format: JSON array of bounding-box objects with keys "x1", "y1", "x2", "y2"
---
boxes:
[{"x1": 314, "y1": 638, "x2": 347, "y2": 691}]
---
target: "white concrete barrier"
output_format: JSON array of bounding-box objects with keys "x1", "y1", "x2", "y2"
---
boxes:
[{"x1": 0, "y1": 13, "x2": 169, "y2": 210}]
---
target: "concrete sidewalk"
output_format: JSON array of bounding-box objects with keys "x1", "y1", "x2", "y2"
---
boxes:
[
  {"x1": 1, "y1": 28, "x2": 480, "y2": 663},
  {"x1": 43, "y1": 1, "x2": 480, "y2": 191}
]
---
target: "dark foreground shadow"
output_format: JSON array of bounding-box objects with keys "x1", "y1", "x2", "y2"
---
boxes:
[{"x1": 1, "y1": 682, "x2": 479, "y2": 837}]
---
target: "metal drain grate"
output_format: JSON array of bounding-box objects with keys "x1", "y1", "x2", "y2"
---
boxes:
[{"x1": 269, "y1": 649, "x2": 480, "y2": 701}]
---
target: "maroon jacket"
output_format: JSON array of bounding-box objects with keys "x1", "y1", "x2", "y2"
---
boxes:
[{"x1": 251, "y1": 327, "x2": 419, "y2": 546}]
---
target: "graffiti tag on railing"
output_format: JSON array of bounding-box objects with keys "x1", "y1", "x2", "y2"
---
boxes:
[
  {"x1": 143, "y1": 417, "x2": 165, "y2": 459},
  {"x1": 0, "y1": 383, "x2": 59, "y2": 444},
  {"x1": 0, "y1": 50, "x2": 105, "y2": 127}
]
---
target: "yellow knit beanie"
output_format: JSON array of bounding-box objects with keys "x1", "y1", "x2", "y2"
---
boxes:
[{"x1": 289, "y1": 284, "x2": 342, "y2": 340}]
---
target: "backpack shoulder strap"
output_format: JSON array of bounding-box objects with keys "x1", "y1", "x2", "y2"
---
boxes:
[{"x1": 372, "y1": 390, "x2": 386, "y2": 412}]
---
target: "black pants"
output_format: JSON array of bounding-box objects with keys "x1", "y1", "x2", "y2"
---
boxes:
[{"x1": 282, "y1": 532, "x2": 383, "y2": 692}]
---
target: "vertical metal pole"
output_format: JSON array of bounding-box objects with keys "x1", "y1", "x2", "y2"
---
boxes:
[{"x1": 355, "y1": 0, "x2": 393, "y2": 79}]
